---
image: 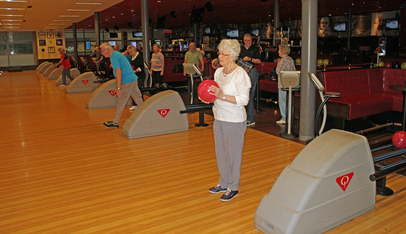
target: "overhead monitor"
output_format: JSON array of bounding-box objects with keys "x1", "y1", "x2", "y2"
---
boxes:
[
  {"x1": 85, "y1": 41, "x2": 91, "y2": 50},
  {"x1": 132, "y1": 31, "x2": 142, "y2": 37},
  {"x1": 131, "y1": 42, "x2": 137, "y2": 47},
  {"x1": 227, "y1": 28, "x2": 239, "y2": 38},
  {"x1": 109, "y1": 32, "x2": 118, "y2": 38},
  {"x1": 251, "y1": 28, "x2": 259, "y2": 36},
  {"x1": 108, "y1": 41, "x2": 116, "y2": 46},
  {"x1": 204, "y1": 26, "x2": 211, "y2": 35},
  {"x1": 333, "y1": 22, "x2": 346, "y2": 32},
  {"x1": 385, "y1": 19, "x2": 399, "y2": 30}
]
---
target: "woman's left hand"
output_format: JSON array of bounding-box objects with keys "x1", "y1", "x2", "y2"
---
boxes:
[{"x1": 209, "y1": 85, "x2": 223, "y2": 99}]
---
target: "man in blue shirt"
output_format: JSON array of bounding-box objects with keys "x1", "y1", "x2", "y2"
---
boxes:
[{"x1": 100, "y1": 42, "x2": 144, "y2": 128}]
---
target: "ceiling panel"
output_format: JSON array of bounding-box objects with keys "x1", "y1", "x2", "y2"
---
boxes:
[{"x1": 0, "y1": 0, "x2": 404, "y2": 31}]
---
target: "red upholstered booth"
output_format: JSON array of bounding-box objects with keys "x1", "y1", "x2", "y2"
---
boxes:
[
  {"x1": 323, "y1": 68, "x2": 406, "y2": 120},
  {"x1": 162, "y1": 59, "x2": 187, "y2": 83},
  {"x1": 257, "y1": 62, "x2": 278, "y2": 93}
]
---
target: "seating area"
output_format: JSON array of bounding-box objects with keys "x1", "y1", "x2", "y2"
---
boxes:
[
  {"x1": 162, "y1": 59, "x2": 186, "y2": 83},
  {"x1": 257, "y1": 62, "x2": 278, "y2": 93},
  {"x1": 322, "y1": 68, "x2": 406, "y2": 120}
]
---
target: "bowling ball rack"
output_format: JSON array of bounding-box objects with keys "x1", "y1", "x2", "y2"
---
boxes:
[
  {"x1": 180, "y1": 104, "x2": 213, "y2": 127},
  {"x1": 370, "y1": 143, "x2": 406, "y2": 196}
]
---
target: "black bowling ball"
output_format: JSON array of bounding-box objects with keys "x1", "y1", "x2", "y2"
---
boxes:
[{"x1": 393, "y1": 62, "x2": 401, "y2": 69}]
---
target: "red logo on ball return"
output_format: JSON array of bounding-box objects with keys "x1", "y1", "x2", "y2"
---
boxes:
[
  {"x1": 82, "y1": 80, "x2": 89, "y2": 84},
  {"x1": 158, "y1": 109, "x2": 170, "y2": 118},
  {"x1": 336, "y1": 172, "x2": 354, "y2": 191}
]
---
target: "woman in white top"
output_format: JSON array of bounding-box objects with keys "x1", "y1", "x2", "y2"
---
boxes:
[
  {"x1": 149, "y1": 44, "x2": 164, "y2": 87},
  {"x1": 204, "y1": 39, "x2": 251, "y2": 202}
]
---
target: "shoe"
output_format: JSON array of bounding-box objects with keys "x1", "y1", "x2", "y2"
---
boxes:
[
  {"x1": 220, "y1": 189, "x2": 239, "y2": 201},
  {"x1": 276, "y1": 119, "x2": 286, "y2": 124},
  {"x1": 209, "y1": 184, "x2": 227, "y2": 194},
  {"x1": 103, "y1": 121, "x2": 119, "y2": 129},
  {"x1": 247, "y1": 121, "x2": 255, "y2": 126},
  {"x1": 59, "y1": 84, "x2": 66, "y2": 87},
  {"x1": 129, "y1": 106, "x2": 137, "y2": 111}
]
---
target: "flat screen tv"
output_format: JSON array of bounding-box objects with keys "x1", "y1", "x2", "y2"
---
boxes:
[
  {"x1": 251, "y1": 28, "x2": 259, "y2": 36},
  {"x1": 109, "y1": 32, "x2": 118, "y2": 38},
  {"x1": 204, "y1": 26, "x2": 211, "y2": 34},
  {"x1": 227, "y1": 28, "x2": 239, "y2": 38},
  {"x1": 385, "y1": 19, "x2": 399, "y2": 30},
  {"x1": 132, "y1": 31, "x2": 142, "y2": 37},
  {"x1": 108, "y1": 41, "x2": 116, "y2": 46},
  {"x1": 85, "y1": 41, "x2": 91, "y2": 50},
  {"x1": 333, "y1": 22, "x2": 346, "y2": 32},
  {"x1": 131, "y1": 42, "x2": 137, "y2": 47}
]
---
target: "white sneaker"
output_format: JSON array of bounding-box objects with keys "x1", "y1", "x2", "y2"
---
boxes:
[
  {"x1": 276, "y1": 119, "x2": 286, "y2": 124},
  {"x1": 129, "y1": 106, "x2": 137, "y2": 111},
  {"x1": 59, "y1": 84, "x2": 66, "y2": 87}
]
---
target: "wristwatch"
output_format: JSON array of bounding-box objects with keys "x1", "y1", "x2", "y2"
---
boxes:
[
  {"x1": 117, "y1": 87, "x2": 121, "y2": 90},
  {"x1": 222, "y1": 94, "x2": 226, "y2": 101}
]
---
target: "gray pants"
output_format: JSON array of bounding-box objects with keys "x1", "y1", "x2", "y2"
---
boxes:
[
  {"x1": 213, "y1": 119, "x2": 247, "y2": 191},
  {"x1": 113, "y1": 80, "x2": 144, "y2": 123},
  {"x1": 62, "y1": 68, "x2": 74, "y2": 85},
  {"x1": 245, "y1": 67, "x2": 258, "y2": 122}
]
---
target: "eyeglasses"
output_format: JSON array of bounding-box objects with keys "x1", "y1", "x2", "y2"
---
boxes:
[
  {"x1": 218, "y1": 52, "x2": 231, "y2": 57},
  {"x1": 101, "y1": 48, "x2": 108, "y2": 53}
]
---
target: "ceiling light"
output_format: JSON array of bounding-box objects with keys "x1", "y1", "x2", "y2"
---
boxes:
[
  {"x1": 2, "y1": 19, "x2": 22, "y2": 21},
  {"x1": 49, "y1": 23, "x2": 65, "y2": 25},
  {"x1": 0, "y1": 14, "x2": 24, "y2": 17},
  {"x1": 3, "y1": 23, "x2": 21, "y2": 25},
  {"x1": 59, "y1": 15, "x2": 80, "y2": 17},
  {"x1": 75, "y1": 2, "x2": 102, "y2": 5},
  {"x1": 53, "y1": 20, "x2": 71, "y2": 21},
  {"x1": 0, "y1": 0, "x2": 28, "y2": 2},
  {"x1": 0, "y1": 8, "x2": 25, "y2": 10},
  {"x1": 67, "y1": 9, "x2": 90, "y2": 12}
]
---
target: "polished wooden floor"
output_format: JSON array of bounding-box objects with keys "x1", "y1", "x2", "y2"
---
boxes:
[{"x1": 1, "y1": 70, "x2": 406, "y2": 233}]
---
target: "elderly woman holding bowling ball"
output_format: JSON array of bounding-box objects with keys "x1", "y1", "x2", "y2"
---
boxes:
[{"x1": 202, "y1": 39, "x2": 251, "y2": 202}]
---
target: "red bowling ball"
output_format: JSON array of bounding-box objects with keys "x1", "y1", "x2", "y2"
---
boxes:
[
  {"x1": 198, "y1": 80, "x2": 219, "y2": 103},
  {"x1": 392, "y1": 131, "x2": 406, "y2": 148}
]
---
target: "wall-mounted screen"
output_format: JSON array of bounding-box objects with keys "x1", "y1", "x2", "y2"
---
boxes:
[
  {"x1": 333, "y1": 22, "x2": 346, "y2": 32},
  {"x1": 131, "y1": 42, "x2": 137, "y2": 47},
  {"x1": 109, "y1": 32, "x2": 118, "y2": 38},
  {"x1": 108, "y1": 41, "x2": 116, "y2": 46},
  {"x1": 385, "y1": 19, "x2": 399, "y2": 30},
  {"x1": 204, "y1": 26, "x2": 211, "y2": 34},
  {"x1": 227, "y1": 28, "x2": 239, "y2": 38},
  {"x1": 132, "y1": 31, "x2": 142, "y2": 37},
  {"x1": 251, "y1": 28, "x2": 259, "y2": 36},
  {"x1": 85, "y1": 41, "x2": 91, "y2": 50}
]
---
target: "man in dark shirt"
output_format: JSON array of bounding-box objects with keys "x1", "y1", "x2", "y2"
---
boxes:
[{"x1": 239, "y1": 33, "x2": 261, "y2": 126}]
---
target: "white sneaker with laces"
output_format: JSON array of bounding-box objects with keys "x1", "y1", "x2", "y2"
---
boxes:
[
  {"x1": 129, "y1": 106, "x2": 137, "y2": 111},
  {"x1": 276, "y1": 119, "x2": 286, "y2": 124}
]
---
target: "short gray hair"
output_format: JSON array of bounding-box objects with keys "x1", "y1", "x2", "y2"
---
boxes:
[
  {"x1": 127, "y1": 45, "x2": 136, "y2": 51},
  {"x1": 244, "y1": 33, "x2": 252, "y2": 39},
  {"x1": 278, "y1": 44, "x2": 291, "y2": 55},
  {"x1": 218, "y1": 39, "x2": 240, "y2": 59},
  {"x1": 101, "y1": 42, "x2": 113, "y2": 50}
]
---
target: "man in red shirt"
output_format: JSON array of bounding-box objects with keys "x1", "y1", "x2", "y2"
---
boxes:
[{"x1": 55, "y1": 48, "x2": 74, "y2": 87}]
